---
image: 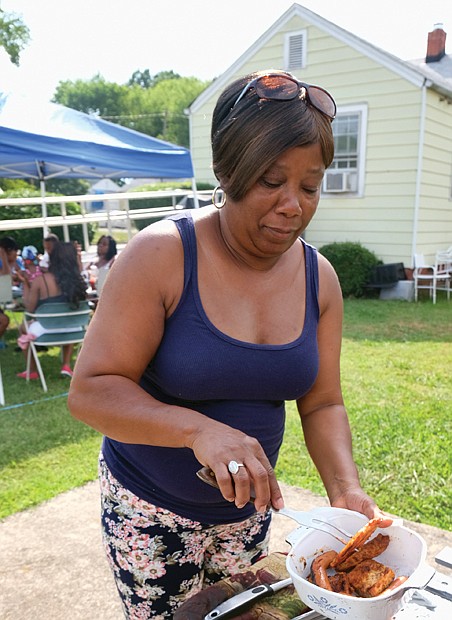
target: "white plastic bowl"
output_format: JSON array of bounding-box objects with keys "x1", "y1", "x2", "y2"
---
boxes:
[{"x1": 285, "y1": 507, "x2": 433, "y2": 620}]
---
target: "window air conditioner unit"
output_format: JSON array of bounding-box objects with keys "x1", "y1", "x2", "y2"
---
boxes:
[{"x1": 323, "y1": 171, "x2": 356, "y2": 193}]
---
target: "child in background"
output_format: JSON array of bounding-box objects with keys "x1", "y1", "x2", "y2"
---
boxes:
[
  {"x1": 22, "y1": 246, "x2": 42, "y2": 282},
  {"x1": 39, "y1": 233, "x2": 59, "y2": 271}
]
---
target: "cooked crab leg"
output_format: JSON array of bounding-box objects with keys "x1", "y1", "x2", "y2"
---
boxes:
[
  {"x1": 330, "y1": 517, "x2": 385, "y2": 569},
  {"x1": 311, "y1": 550, "x2": 337, "y2": 591},
  {"x1": 334, "y1": 533, "x2": 390, "y2": 571}
]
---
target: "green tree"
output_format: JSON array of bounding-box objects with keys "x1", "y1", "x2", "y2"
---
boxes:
[
  {"x1": 128, "y1": 69, "x2": 181, "y2": 89},
  {"x1": 152, "y1": 70, "x2": 181, "y2": 86},
  {"x1": 53, "y1": 73, "x2": 210, "y2": 148},
  {"x1": 0, "y1": 177, "x2": 90, "y2": 197},
  {"x1": 128, "y1": 69, "x2": 153, "y2": 88},
  {"x1": 0, "y1": 189, "x2": 96, "y2": 250},
  {"x1": 53, "y1": 74, "x2": 129, "y2": 117},
  {"x1": 0, "y1": 8, "x2": 30, "y2": 66},
  {"x1": 45, "y1": 178, "x2": 90, "y2": 196},
  {"x1": 122, "y1": 76, "x2": 208, "y2": 146},
  {"x1": 0, "y1": 178, "x2": 34, "y2": 192}
]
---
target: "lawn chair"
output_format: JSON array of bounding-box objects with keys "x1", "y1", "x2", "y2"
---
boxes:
[
  {"x1": 96, "y1": 267, "x2": 109, "y2": 296},
  {"x1": 0, "y1": 274, "x2": 13, "y2": 348},
  {"x1": 413, "y1": 254, "x2": 451, "y2": 303},
  {"x1": 0, "y1": 273, "x2": 24, "y2": 329},
  {"x1": 435, "y1": 247, "x2": 452, "y2": 278},
  {"x1": 0, "y1": 274, "x2": 12, "y2": 306},
  {"x1": 22, "y1": 301, "x2": 92, "y2": 392}
]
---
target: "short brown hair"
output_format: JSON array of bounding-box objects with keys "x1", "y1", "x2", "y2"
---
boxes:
[{"x1": 211, "y1": 70, "x2": 335, "y2": 201}]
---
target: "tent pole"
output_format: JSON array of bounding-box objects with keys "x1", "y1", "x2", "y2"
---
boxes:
[
  {"x1": 60, "y1": 201, "x2": 70, "y2": 241},
  {"x1": 107, "y1": 209, "x2": 113, "y2": 236},
  {"x1": 191, "y1": 177, "x2": 200, "y2": 208},
  {"x1": 40, "y1": 179, "x2": 49, "y2": 237},
  {"x1": 79, "y1": 201, "x2": 90, "y2": 251},
  {"x1": 125, "y1": 199, "x2": 132, "y2": 240}
]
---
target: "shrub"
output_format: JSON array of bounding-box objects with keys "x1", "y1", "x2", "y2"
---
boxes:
[
  {"x1": 0, "y1": 189, "x2": 96, "y2": 251},
  {"x1": 319, "y1": 242, "x2": 381, "y2": 298}
]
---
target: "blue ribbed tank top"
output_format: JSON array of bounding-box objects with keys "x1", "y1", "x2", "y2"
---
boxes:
[{"x1": 102, "y1": 212, "x2": 320, "y2": 523}]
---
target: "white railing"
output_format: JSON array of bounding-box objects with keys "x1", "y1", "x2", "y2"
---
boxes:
[{"x1": 0, "y1": 188, "x2": 213, "y2": 250}]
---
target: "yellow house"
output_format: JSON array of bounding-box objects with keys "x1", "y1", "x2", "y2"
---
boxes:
[{"x1": 187, "y1": 3, "x2": 452, "y2": 267}]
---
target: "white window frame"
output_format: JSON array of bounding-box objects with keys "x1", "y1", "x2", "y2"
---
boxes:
[
  {"x1": 323, "y1": 103, "x2": 368, "y2": 197},
  {"x1": 284, "y1": 30, "x2": 307, "y2": 71}
]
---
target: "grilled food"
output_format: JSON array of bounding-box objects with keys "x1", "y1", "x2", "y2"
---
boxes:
[
  {"x1": 347, "y1": 559, "x2": 395, "y2": 597},
  {"x1": 335, "y1": 533, "x2": 390, "y2": 571},
  {"x1": 309, "y1": 520, "x2": 404, "y2": 598}
]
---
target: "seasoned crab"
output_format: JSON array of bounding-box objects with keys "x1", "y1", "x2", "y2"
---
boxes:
[
  {"x1": 330, "y1": 517, "x2": 385, "y2": 569},
  {"x1": 311, "y1": 550, "x2": 337, "y2": 591},
  {"x1": 335, "y1": 533, "x2": 390, "y2": 571},
  {"x1": 329, "y1": 572, "x2": 354, "y2": 596},
  {"x1": 307, "y1": 520, "x2": 401, "y2": 598},
  {"x1": 347, "y1": 559, "x2": 395, "y2": 597}
]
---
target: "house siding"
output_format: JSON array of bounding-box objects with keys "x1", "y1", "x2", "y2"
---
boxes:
[
  {"x1": 416, "y1": 91, "x2": 452, "y2": 262},
  {"x1": 189, "y1": 7, "x2": 452, "y2": 266}
]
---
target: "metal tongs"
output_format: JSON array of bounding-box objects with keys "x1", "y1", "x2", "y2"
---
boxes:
[{"x1": 197, "y1": 467, "x2": 352, "y2": 544}]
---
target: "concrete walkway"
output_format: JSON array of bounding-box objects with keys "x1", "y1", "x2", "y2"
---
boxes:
[{"x1": 1, "y1": 482, "x2": 451, "y2": 620}]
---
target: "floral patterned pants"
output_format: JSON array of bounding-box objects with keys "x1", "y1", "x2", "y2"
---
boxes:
[{"x1": 99, "y1": 455, "x2": 272, "y2": 619}]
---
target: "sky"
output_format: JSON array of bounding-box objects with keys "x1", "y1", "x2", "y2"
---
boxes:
[{"x1": 1, "y1": 0, "x2": 451, "y2": 102}]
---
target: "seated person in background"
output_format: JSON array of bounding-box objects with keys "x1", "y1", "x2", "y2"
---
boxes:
[
  {"x1": 0, "y1": 246, "x2": 11, "y2": 344},
  {"x1": 22, "y1": 245, "x2": 42, "y2": 281},
  {"x1": 72, "y1": 240, "x2": 83, "y2": 272},
  {"x1": 16, "y1": 241, "x2": 87, "y2": 380},
  {"x1": 0, "y1": 237, "x2": 25, "y2": 307},
  {"x1": 0, "y1": 236, "x2": 24, "y2": 283},
  {"x1": 85, "y1": 235, "x2": 118, "y2": 293},
  {"x1": 39, "y1": 233, "x2": 59, "y2": 271},
  {"x1": 91, "y1": 234, "x2": 117, "y2": 270}
]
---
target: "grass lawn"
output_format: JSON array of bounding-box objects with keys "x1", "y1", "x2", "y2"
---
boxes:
[
  {"x1": 1, "y1": 299, "x2": 451, "y2": 529},
  {"x1": 0, "y1": 326, "x2": 102, "y2": 518}
]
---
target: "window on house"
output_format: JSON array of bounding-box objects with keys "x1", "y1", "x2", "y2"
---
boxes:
[
  {"x1": 323, "y1": 104, "x2": 368, "y2": 195},
  {"x1": 284, "y1": 30, "x2": 306, "y2": 71}
]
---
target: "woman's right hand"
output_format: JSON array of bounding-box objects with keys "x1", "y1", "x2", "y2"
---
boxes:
[
  {"x1": 189, "y1": 424, "x2": 284, "y2": 514},
  {"x1": 14, "y1": 269, "x2": 29, "y2": 286}
]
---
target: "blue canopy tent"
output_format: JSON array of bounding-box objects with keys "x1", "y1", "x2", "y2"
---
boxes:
[{"x1": 0, "y1": 92, "x2": 196, "y2": 236}]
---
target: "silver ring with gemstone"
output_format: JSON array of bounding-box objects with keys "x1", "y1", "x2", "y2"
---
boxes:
[{"x1": 228, "y1": 460, "x2": 244, "y2": 475}]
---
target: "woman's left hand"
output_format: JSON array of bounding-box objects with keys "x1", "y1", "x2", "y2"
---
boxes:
[{"x1": 330, "y1": 486, "x2": 394, "y2": 527}]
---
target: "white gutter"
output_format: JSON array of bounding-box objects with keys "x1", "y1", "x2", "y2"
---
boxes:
[
  {"x1": 185, "y1": 107, "x2": 200, "y2": 208},
  {"x1": 191, "y1": 177, "x2": 200, "y2": 208},
  {"x1": 411, "y1": 79, "x2": 428, "y2": 264}
]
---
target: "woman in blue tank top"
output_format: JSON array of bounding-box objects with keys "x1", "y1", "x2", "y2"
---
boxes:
[{"x1": 69, "y1": 70, "x2": 392, "y2": 618}]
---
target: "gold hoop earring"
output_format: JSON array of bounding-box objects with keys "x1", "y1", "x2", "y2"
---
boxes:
[{"x1": 212, "y1": 186, "x2": 226, "y2": 209}]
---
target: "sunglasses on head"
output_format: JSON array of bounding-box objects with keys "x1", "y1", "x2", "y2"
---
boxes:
[{"x1": 232, "y1": 73, "x2": 336, "y2": 120}]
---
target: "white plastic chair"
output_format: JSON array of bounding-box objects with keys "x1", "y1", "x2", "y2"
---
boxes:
[
  {"x1": 435, "y1": 247, "x2": 452, "y2": 278},
  {"x1": 413, "y1": 254, "x2": 451, "y2": 303},
  {"x1": 96, "y1": 267, "x2": 109, "y2": 296},
  {"x1": 0, "y1": 274, "x2": 13, "y2": 347},
  {"x1": 23, "y1": 301, "x2": 92, "y2": 392},
  {"x1": 0, "y1": 273, "x2": 23, "y2": 330},
  {"x1": 0, "y1": 274, "x2": 13, "y2": 308}
]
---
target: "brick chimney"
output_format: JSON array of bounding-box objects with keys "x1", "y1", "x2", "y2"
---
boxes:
[{"x1": 426, "y1": 23, "x2": 447, "y2": 63}]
